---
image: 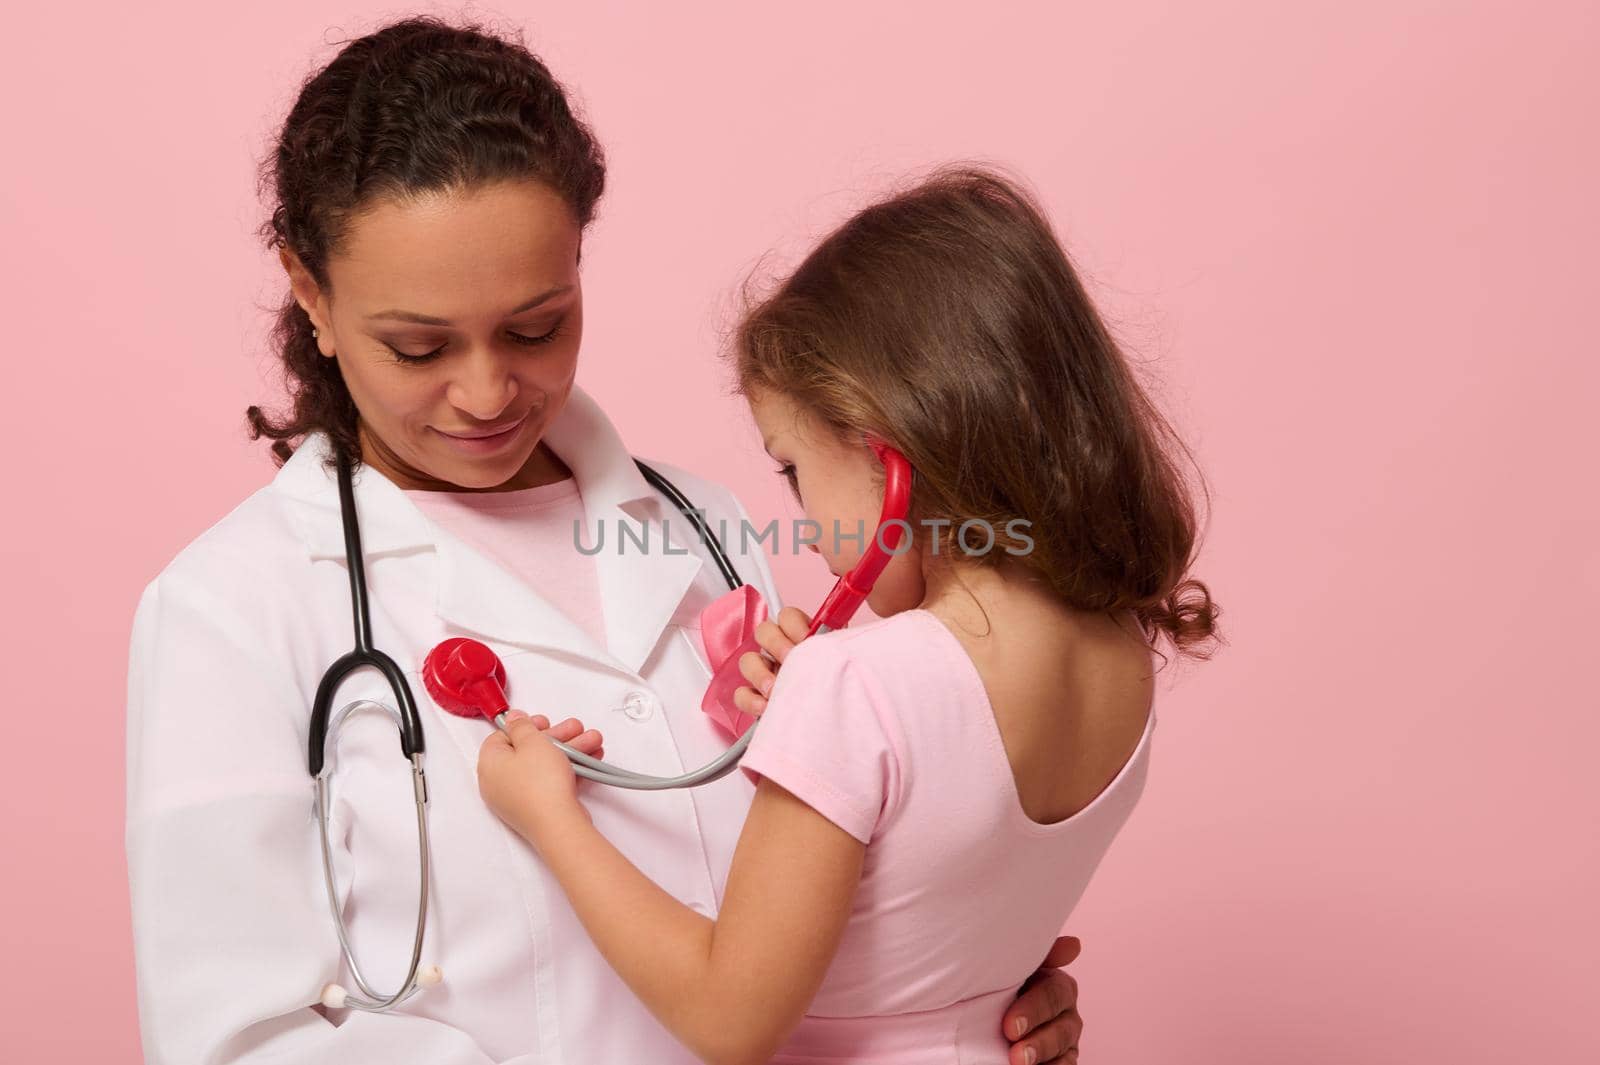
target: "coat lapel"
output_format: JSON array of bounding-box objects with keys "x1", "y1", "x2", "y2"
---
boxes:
[
  {"x1": 270, "y1": 387, "x2": 705, "y2": 679},
  {"x1": 541, "y1": 389, "x2": 705, "y2": 674}
]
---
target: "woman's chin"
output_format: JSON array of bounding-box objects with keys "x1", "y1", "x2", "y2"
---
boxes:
[{"x1": 423, "y1": 445, "x2": 531, "y2": 491}]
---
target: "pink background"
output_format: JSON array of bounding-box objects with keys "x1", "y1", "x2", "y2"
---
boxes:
[{"x1": 3, "y1": 2, "x2": 1596, "y2": 1061}]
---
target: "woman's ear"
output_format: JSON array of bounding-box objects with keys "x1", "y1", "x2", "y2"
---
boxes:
[{"x1": 278, "y1": 247, "x2": 334, "y2": 357}]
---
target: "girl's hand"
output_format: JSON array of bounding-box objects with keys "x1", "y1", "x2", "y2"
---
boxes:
[
  {"x1": 734, "y1": 606, "x2": 813, "y2": 717},
  {"x1": 478, "y1": 711, "x2": 604, "y2": 850}
]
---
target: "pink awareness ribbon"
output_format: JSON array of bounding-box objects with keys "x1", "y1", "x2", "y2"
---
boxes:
[{"x1": 698, "y1": 584, "x2": 767, "y2": 740}]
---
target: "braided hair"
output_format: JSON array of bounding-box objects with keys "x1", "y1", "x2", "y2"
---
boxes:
[{"x1": 249, "y1": 14, "x2": 606, "y2": 467}]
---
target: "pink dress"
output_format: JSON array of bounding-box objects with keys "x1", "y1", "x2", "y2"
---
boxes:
[{"x1": 739, "y1": 608, "x2": 1156, "y2": 1064}]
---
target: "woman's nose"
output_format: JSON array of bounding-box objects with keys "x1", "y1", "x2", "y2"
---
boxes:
[{"x1": 447, "y1": 346, "x2": 519, "y2": 420}]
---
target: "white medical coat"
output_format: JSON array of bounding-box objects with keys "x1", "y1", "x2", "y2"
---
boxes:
[{"x1": 126, "y1": 387, "x2": 782, "y2": 1063}]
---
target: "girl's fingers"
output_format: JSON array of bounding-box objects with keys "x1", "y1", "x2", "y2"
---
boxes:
[
  {"x1": 739, "y1": 650, "x2": 777, "y2": 696},
  {"x1": 563, "y1": 728, "x2": 605, "y2": 756},
  {"x1": 733, "y1": 684, "x2": 768, "y2": 717},
  {"x1": 502, "y1": 711, "x2": 545, "y2": 740},
  {"x1": 546, "y1": 718, "x2": 588, "y2": 742},
  {"x1": 504, "y1": 713, "x2": 605, "y2": 756},
  {"x1": 776, "y1": 607, "x2": 813, "y2": 643},
  {"x1": 753, "y1": 619, "x2": 796, "y2": 663},
  {"x1": 506, "y1": 713, "x2": 584, "y2": 745}
]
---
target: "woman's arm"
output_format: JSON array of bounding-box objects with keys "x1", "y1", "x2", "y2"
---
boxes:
[{"x1": 482, "y1": 724, "x2": 864, "y2": 1065}]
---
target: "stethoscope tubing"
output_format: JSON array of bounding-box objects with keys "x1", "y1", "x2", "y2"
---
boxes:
[
  {"x1": 535, "y1": 458, "x2": 756, "y2": 789},
  {"x1": 314, "y1": 700, "x2": 432, "y2": 1012}
]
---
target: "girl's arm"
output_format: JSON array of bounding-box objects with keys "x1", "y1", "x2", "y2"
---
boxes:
[{"x1": 481, "y1": 719, "x2": 865, "y2": 1065}]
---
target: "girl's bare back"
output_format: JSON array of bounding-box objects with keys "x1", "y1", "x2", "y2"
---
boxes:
[{"x1": 928, "y1": 574, "x2": 1155, "y2": 825}]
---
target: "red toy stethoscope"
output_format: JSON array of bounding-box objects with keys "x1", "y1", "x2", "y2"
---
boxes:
[{"x1": 309, "y1": 440, "x2": 912, "y2": 1011}]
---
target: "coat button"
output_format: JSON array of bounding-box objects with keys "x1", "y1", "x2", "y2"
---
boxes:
[{"x1": 621, "y1": 691, "x2": 653, "y2": 721}]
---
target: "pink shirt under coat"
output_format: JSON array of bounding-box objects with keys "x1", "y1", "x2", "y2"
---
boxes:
[{"x1": 403, "y1": 478, "x2": 607, "y2": 649}]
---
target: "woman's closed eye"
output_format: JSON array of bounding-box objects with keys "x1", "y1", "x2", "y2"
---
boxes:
[
  {"x1": 509, "y1": 321, "x2": 564, "y2": 347},
  {"x1": 383, "y1": 321, "x2": 566, "y2": 365}
]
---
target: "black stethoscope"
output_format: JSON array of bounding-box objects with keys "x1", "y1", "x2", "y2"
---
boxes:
[{"x1": 306, "y1": 453, "x2": 746, "y2": 1013}]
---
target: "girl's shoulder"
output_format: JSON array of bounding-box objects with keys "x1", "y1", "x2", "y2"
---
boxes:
[
  {"x1": 773, "y1": 609, "x2": 973, "y2": 732},
  {"x1": 797, "y1": 607, "x2": 941, "y2": 652},
  {"x1": 782, "y1": 609, "x2": 951, "y2": 684}
]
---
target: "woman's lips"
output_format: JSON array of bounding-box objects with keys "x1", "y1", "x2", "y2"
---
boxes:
[{"x1": 433, "y1": 412, "x2": 531, "y2": 455}]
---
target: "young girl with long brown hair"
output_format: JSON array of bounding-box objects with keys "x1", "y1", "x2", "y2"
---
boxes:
[{"x1": 478, "y1": 166, "x2": 1218, "y2": 1065}]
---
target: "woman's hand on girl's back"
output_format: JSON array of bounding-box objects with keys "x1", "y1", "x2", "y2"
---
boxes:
[
  {"x1": 734, "y1": 607, "x2": 814, "y2": 716},
  {"x1": 1004, "y1": 935, "x2": 1085, "y2": 1064}
]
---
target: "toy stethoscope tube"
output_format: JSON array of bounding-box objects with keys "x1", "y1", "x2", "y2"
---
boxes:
[
  {"x1": 804, "y1": 439, "x2": 913, "y2": 637},
  {"x1": 525, "y1": 454, "x2": 756, "y2": 787}
]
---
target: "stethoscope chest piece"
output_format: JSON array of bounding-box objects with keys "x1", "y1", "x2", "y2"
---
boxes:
[{"x1": 423, "y1": 637, "x2": 510, "y2": 722}]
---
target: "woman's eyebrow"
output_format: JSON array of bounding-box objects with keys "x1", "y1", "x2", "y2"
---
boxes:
[{"x1": 365, "y1": 284, "x2": 574, "y2": 325}]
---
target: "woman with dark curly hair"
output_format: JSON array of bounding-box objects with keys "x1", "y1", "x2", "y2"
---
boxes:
[{"x1": 125, "y1": 15, "x2": 1085, "y2": 1064}]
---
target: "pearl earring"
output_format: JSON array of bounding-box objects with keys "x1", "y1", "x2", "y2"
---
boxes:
[{"x1": 312, "y1": 328, "x2": 320, "y2": 338}]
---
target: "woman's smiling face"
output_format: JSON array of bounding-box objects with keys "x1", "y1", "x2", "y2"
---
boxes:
[{"x1": 282, "y1": 179, "x2": 584, "y2": 490}]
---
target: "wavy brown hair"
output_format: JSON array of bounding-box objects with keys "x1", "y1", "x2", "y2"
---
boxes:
[
  {"x1": 733, "y1": 167, "x2": 1220, "y2": 660},
  {"x1": 247, "y1": 14, "x2": 606, "y2": 467}
]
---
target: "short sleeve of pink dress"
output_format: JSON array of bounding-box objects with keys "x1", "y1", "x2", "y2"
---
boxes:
[{"x1": 738, "y1": 635, "x2": 904, "y2": 845}]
